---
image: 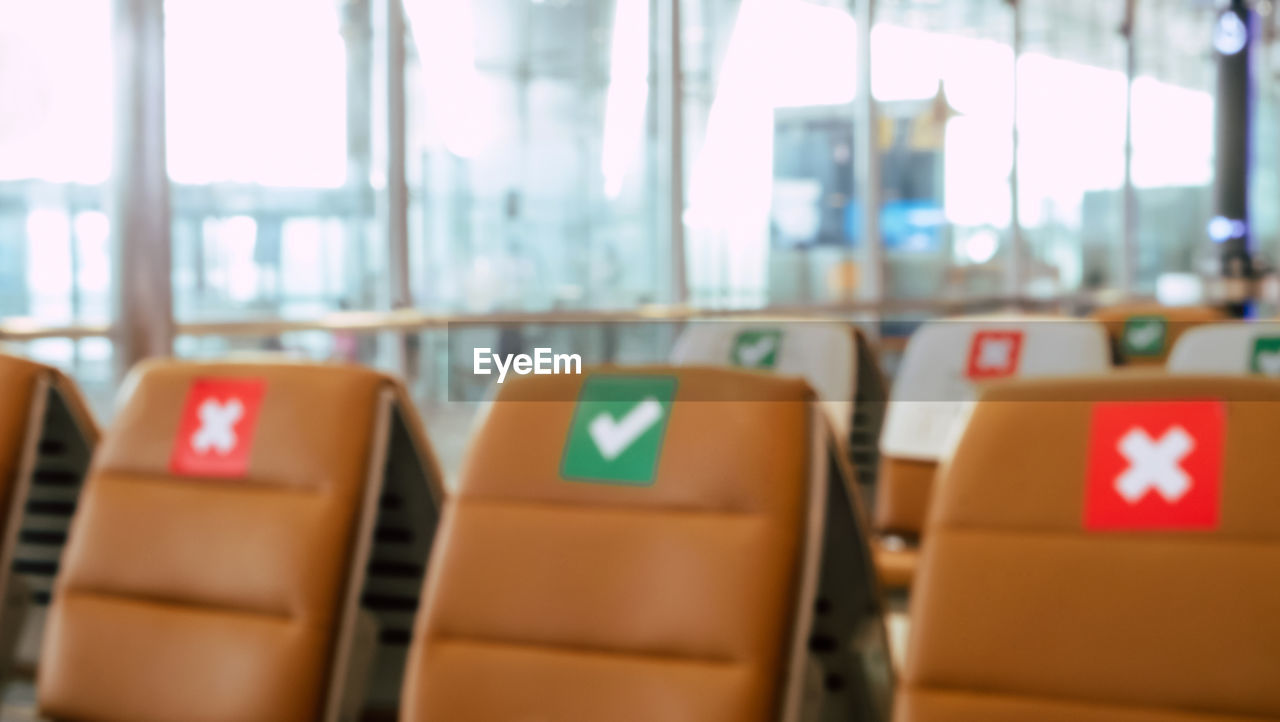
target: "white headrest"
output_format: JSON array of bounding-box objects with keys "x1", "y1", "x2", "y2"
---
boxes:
[
  {"x1": 1167, "y1": 321, "x2": 1280, "y2": 377},
  {"x1": 670, "y1": 321, "x2": 858, "y2": 439},
  {"x1": 880, "y1": 316, "x2": 1111, "y2": 461}
]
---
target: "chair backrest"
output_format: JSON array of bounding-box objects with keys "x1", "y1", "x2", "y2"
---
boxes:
[
  {"x1": 37, "y1": 360, "x2": 443, "y2": 722},
  {"x1": 1091, "y1": 303, "x2": 1226, "y2": 366},
  {"x1": 876, "y1": 315, "x2": 1110, "y2": 536},
  {"x1": 900, "y1": 375, "x2": 1280, "y2": 721},
  {"x1": 1167, "y1": 320, "x2": 1280, "y2": 377},
  {"x1": 0, "y1": 354, "x2": 99, "y2": 677},
  {"x1": 401, "y1": 366, "x2": 893, "y2": 722},
  {"x1": 671, "y1": 320, "x2": 888, "y2": 497}
]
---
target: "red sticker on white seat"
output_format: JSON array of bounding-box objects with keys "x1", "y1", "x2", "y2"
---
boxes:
[
  {"x1": 1084, "y1": 401, "x2": 1224, "y2": 531},
  {"x1": 169, "y1": 378, "x2": 267, "y2": 478},
  {"x1": 965, "y1": 330, "x2": 1024, "y2": 380}
]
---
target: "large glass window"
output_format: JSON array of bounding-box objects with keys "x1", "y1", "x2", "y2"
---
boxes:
[
  {"x1": 681, "y1": 0, "x2": 1018, "y2": 306},
  {"x1": 0, "y1": 0, "x2": 115, "y2": 414},
  {"x1": 1016, "y1": 0, "x2": 1126, "y2": 296},
  {"x1": 873, "y1": 1, "x2": 1013, "y2": 300},
  {"x1": 399, "y1": 0, "x2": 670, "y2": 467},
  {"x1": 682, "y1": 0, "x2": 863, "y2": 307},
  {"x1": 165, "y1": 0, "x2": 384, "y2": 335},
  {"x1": 1130, "y1": 1, "x2": 1216, "y2": 292},
  {"x1": 0, "y1": 0, "x2": 113, "y2": 324},
  {"x1": 1, "y1": 0, "x2": 1272, "y2": 431},
  {"x1": 679, "y1": 0, "x2": 1229, "y2": 302},
  {"x1": 402, "y1": 0, "x2": 666, "y2": 314}
]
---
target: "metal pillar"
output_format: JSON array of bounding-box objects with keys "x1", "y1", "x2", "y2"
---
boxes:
[
  {"x1": 1006, "y1": 0, "x2": 1024, "y2": 297},
  {"x1": 110, "y1": 0, "x2": 173, "y2": 376},
  {"x1": 375, "y1": 0, "x2": 412, "y2": 374},
  {"x1": 343, "y1": 0, "x2": 374, "y2": 309},
  {"x1": 384, "y1": 0, "x2": 411, "y2": 313},
  {"x1": 855, "y1": 0, "x2": 883, "y2": 304},
  {"x1": 1212, "y1": 0, "x2": 1255, "y2": 316},
  {"x1": 1121, "y1": 0, "x2": 1138, "y2": 294},
  {"x1": 658, "y1": 0, "x2": 688, "y2": 305}
]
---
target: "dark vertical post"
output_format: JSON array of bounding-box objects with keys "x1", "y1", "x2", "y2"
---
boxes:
[{"x1": 1212, "y1": 0, "x2": 1255, "y2": 316}]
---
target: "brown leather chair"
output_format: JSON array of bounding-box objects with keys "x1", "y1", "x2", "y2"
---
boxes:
[
  {"x1": 1091, "y1": 303, "x2": 1226, "y2": 366},
  {"x1": 899, "y1": 374, "x2": 1280, "y2": 721},
  {"x1": 874, "y1": 316, "x2": 1111, "y2": 591},
  {"x1": 0, "y1": 354, "x2": 99, "y2": 681},
  {"x1": 401, "y1": 366, "x2": 894, "y2": 722},
  {"x1": 671, "y1": 320, "x2": 889, "y2": 501},
  {"x1": 37, "y1": 359, "x2": 444, "y2": 722}
]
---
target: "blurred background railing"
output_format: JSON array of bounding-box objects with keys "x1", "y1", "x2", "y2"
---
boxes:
[{"x1": 0, "y1": 290, "x2": 1133, "y2": 478}]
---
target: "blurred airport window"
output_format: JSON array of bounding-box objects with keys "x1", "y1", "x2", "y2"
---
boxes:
[
  {"x1": 1128, "y1": 0, "x2": 1218, "y2": 293},
  {"x1": 401, "y1": 0, "x2": 665, "y2": 314},
  {"x1": 165, "y1": 0, "x2": 385, "y2": 321},
  {"x1": 681, "y1": 0, "x2": 1008, "y2": 305},
  {"x1": 0, "y1": 2, "x2": 113, "y2": 188},
  {"x1": 683, "y1": 0, "x2": 861, "y2": 307},
  {"x1": 7, "y1": 0, "x2": 1280, "y2": 428},
  {"x1": 0, "y1": 0, "x2": 114, "y2": 406},
  {"x1": 875, "y1": 0, "x2": 1012, "y2": 300},
  {"x1": 678, "y1": 0, "x2": 1242, "y2": 302},
  {"x1": 1015, "y1": 0, "x2": 1127, "y2": 297},
  {"x1": 0, "y1": 0, "x2": 113, "y2": 324}
]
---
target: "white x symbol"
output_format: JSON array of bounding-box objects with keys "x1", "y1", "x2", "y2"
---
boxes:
[
  {"x1": 191, "y1": 398, "x2": 244, "y2": 455},
  {"x1": 1115, "y1": 426, "x2": 1194, "y2": 503},
  {"x1": 977, "y1": 338, "x2": 1014, "y2": 370}
]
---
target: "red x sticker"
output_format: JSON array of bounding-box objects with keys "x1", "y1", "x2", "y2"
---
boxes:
[
  {"x1": 965, "y1": 330, "x2": 1024, "y2": 380},
  {"x1": 169, "y1": 378, "x2": 267, "y2": 478},
  {"x1": 1084, "y1": 401, "x2": 1224, "y2": 531}
]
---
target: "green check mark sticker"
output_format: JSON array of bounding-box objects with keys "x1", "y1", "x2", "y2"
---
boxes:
[
  {"x1": 731, "y1": 329, "x2": 782, "y2": 369},
  {"x1": 1123, "y1": 315, "x2": 1167, "y2": 357},
  {"x1": 561, "y1": 375, "x2": 678, "y2": 486},
  {"x1": 1251, "y1": 336, "x2": 1280, "y2": 376}
]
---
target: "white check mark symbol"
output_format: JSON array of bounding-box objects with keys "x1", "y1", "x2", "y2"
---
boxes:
[
  {"x1": 588, "y1": 398, "x2": 664, "y2": 460},
  {"x1": 737, "y1": 337, "x2": 777, "y2": 367},
  {"x1": 1128, "y1": 323, "x2": 1161, "y2": 349},
  {"x1": 1257, "y1": 350, "x2": 1280, "y2": 376}
]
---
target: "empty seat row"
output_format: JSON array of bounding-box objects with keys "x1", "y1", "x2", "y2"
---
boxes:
[
  {"x1": 668, "y1": 310, "x2": 1280, "y2": 720},
  {"x1": 666, "y1": 304, "x2": 1236, "y2": 593},
  {"x1": 0, "y1": 301, "x2": 1268, "y2": 721},
  {"x1": 0, "y1": 354, "x2": 893, "y2": 721}
]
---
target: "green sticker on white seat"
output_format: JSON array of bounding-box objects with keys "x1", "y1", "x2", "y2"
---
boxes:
[
  {"x1": 561, "y1": 375, "x2": 677, "y2": 486},
  {"x1": 1251, "y1": 336, "x2": 1280, "y2": 376},
  {"x1": 731, "y1": 329, "x2": 782, "y2": 369},
  {"x1": 1123, "y1": 315, "x2": 1167, "y2": 357}
]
